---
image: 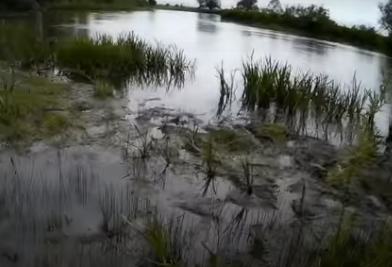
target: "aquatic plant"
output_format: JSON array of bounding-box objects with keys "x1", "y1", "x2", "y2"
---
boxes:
[
  {"x1": 231, "y1": 57, "x2": 386, "y2": 141},
  {"x1": 216, "y1": 63, "x2": 236, "y2": 118},
  {"x1": 240, "y1": 157, "x2": 253, "y2": 195},
  {"x1": 200, "y1": 137, "x2": 221, "y2": 195},
  {"x1": 56, "y1": 33, "x2": 195, "y2": 88},
  {"x1": 94, "y1": 79, "x2": 114, "y2": 99}
]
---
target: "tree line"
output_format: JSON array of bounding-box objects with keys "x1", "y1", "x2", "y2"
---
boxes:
[{"x1": 197, "y1": 0, "x2": 392, "y2": 37}]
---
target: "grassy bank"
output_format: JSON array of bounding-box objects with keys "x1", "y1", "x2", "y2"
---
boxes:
[
  {"x1": 220, "y1": 9, "x2": 389, "y2": 54},
  {"x1": 0, "y1": 69, "x2": 74, "y2": 142},
  {"x1": 47, "y1": 0, "x2": 148, "y2": 11},
  {"x1": 1, "y1": 0, "x2": 149, "y2": 12},
  {"x1": 155, "y1": 4, "x2": 220, "y2": 14}
]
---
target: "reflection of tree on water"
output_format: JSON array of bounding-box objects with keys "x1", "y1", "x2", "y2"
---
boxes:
[
  {"x1": 291, "y1": 37, "x2": 329, "y2": 55},
  {"x1": 197, "y1": 13, "x2": 218, "y2": 33}
]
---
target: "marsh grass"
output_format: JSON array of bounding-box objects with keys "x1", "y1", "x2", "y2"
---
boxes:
[
  {"x1": 47, "y1": 0, "x2": 148, "y2": 11},
  {"x1": 240, "y1": 157, "x2": 253, "y2": 195},
  {"x1": 56, "y1": 33, "x2": 195, "y2": 88},
  {"x1": 0, "y1": 71, "x2": 72, "y2": 141},
  {"x1": 227, "y1": 57, "x2": 388, "y2": 142},
  {"x1": 200, "y1": 137, "x2": 221, "y2": 195},
  {"x1": 208, "y1": 128, "x2": 255, "y2": 153},
  {"x1": 326, "y1": 121, "x2": 381, "y2": 195},
  {"x1": 0, "y1": 22, "x2": 53, "y2": 70},
  {"x1": 255, "y1": 123, "x2": 287, "y2": 144},
  {"x1": 216, "y1": 64, "x2": 236, "y2": 118},
  {"x1": 94, "y1": 79, "x2": 114, "y2": 99}
]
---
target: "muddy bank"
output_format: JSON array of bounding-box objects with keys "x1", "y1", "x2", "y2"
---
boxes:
[{"x1": 0, "y1": 78, "x2": 392, "y2": 266}]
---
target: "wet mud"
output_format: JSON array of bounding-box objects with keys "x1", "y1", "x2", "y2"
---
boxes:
[{"x1": 0, "y1": 81, "x2": 391, "y2": 267}]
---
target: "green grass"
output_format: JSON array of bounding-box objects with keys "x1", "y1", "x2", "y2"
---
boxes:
[
  {"x1": 220, "y1": 9, "x2": 390, "y2": 55},
  {"x1": 94, "y1": 79, "x2": 114, "y2": 99},
  {"x1": 0, "y1": 71, "x2": 73, "y2": 142},
  {"x1": 255, "y1": 123, "x2": 287, "y2": 144},
  {"x1": 0, "y1": 21, "x2": 53, "y2": 68},
  {"x1": 48, "y1": 0, "x2": 148, "y2": 12},
  {"x1": 56, "y1": 33, "x2": 194, "y2": 88},
  {"x1": 234, "y1": 57, "x2": 385, "y2": 141}
]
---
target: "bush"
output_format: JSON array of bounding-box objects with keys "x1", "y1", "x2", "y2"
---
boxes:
[{"x1": 220, "y1": 6, "x2": 390, "y2": 54}]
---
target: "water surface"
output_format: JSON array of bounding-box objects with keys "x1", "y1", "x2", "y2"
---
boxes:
[{"x1": 60, "y1": 10, "x2": 391, "y2": 133}]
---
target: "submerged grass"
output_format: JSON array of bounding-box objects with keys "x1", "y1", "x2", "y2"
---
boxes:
[
  {"x1": 56, "y1": 33, "x2": 195, "y2": 88},
  {"x1": 230, "y1": 56, "x2": 387, "y2": 142}
]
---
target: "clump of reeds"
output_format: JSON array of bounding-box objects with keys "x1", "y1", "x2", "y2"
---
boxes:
[
  {"x1": 200, "y1": 137, "x2": 221, "y2": 196},
  {"x1": 56, "y1": 33, "x2": 195, "y2": 88},
  {"x1": 236, "y1": 56, "x2": 386, "y2": 141},
  {"x1": 215, "y1": 63, "x2": 236, "y2": 118}
]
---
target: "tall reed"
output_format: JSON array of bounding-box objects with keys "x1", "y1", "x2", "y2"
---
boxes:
[
  {"x1": 236, "y1": 57, "x2": 386, "y2": 141},
  {"x1": 56, "y1": 33, "x2": 195, "y2": 88}
]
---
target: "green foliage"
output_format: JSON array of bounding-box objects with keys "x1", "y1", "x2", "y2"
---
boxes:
[
  {"x1": 43, "y1": 114, "x2": 70, "y2": 133},
  {"x1": 256, "y1": 123, "x2": 287, "y2": 144},
  {"x1": 208, "y1": 128, "x2": 254, "y2": 152},
  {"x1": 56, "y1": 33, "x2": 194, "y2": 88},
  {"x1": 0, "y1": 22, "x2": 53, "y2": 68},
  {"x1": 1, "y1": 0, "x2": 148, "y2": 11},
  {"x1": 0, "y1": 72, "x2": 70, "y2": 141},
  {"x1": 327, "y1": 125, "x2": 379, "y2": 190},
  {"x1": 236, "y1": 0, "x2": 258, "y2": 11},
  {"x1": 238, "y1": 57, "x2": 383, "y2": 138},
  {"x1": 148, "y1": 0, "x2": 157, "y2": 6},
  {"x1": 379, "y1": 0, "x2": 392, "y2": 33},
  {"x1": 47, "y1": 0, "x2": 147, "y2": 11},
  {"x1": 318, "y1": 213, "x2": 392, "y2": 267},
  {"x1": 197, "y1": 0, "x2": 221, "y2": 10},
  {"x1": 94, "y1": 79, "x2": 114, "y2": 99},
  {"x1": 220, "y1": 5, "x2": 389, "y2": 54}
]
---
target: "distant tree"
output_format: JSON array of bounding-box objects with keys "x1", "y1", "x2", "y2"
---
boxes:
[
  {"x1": 267, "y1": 0, "x2": 282, "y2": 13},
  {"x1": 197, "y1": 0, "x2": 221, "y2": 10},
  {"x1": 148, "y1": 0, "x2": 157, "y2": 5},
  {"x1": 379, "y1": 0, "x2": 392, "y2": 33},
  {"x1": 236, "y1": 0, "x2": 257, "y2": 11}
]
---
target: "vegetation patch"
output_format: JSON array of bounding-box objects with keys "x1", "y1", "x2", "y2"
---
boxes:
[
  {"x1": 47, "y1": 0, "x2": 149, "y2": 11},
  {"x1": 0, "y1": 71, "x2": 74, "y2": 142},
  {"x1": 220, "y1": 5, "x2": 390, "y2": 55},
  {"x1": 208, "y1": 128, "x2": 255, "y2": 152},
  {"x1": 56, "y1": 33, "x2": 194, "y2": 88},
  {"x1": 254, "y1": 123, "x2": 287, "y2": 144},
  {"x1": 94, "y1": 79, "x2": 114, "y2": 99}
]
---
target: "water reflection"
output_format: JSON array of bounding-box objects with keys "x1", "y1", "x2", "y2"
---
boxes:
[
  {"x1": 5, "y1": 10, "x2": 391, "y2": 127},
  {"x1": 197, "y1": 13, "x2": 218, "y2": 33},
  {"x1": 291, "y1": 37, "x2": 330, "y2": 56}
]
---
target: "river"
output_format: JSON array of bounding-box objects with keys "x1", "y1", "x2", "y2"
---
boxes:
[{"x1": 60, "y1": 9, "x2": 391, "y2": 135}]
